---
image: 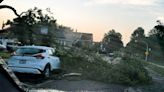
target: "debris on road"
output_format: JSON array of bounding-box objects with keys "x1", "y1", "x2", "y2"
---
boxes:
[{"x1": 62, "y1": 73, "x2": 82, "y2": 77}]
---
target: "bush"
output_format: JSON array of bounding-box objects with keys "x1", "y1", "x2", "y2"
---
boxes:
[{"x1": 109, "y1": 56, "x2": 152, "y2": 85}]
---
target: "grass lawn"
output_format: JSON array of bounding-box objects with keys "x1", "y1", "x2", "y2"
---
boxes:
[
  {"x1": 150, "y1": 60, "x2": 164, "y2": 66},
  {"x1": 138, "y1": 61, "x2": 164, "y2": 92},
  {"x1": 146, "y1": 62, "x2": 164, "y2": 77}
]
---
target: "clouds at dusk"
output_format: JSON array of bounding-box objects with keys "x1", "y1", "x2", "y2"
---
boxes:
[
  {"x1": 0, "y1": 0, "x2": 164, "y2": 44},
  {"x1": 85, "y1": 0, "x2": 160, "y2": 6}
]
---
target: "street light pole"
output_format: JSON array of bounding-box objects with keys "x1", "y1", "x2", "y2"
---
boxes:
[
  {"x1": 135, "y1": 40, "x2": 149, "y2": 61},
  {"x1": 143, "y1": 41, "x2": 149, "y2": 61}
]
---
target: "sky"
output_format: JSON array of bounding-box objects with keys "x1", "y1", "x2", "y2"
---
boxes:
[{"x1": 0, "y1": 0, "x2": 164, "y2": 45}]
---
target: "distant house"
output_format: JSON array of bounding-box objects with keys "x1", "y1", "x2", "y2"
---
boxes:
[
  {"x1": 75, "y1": 33, "x2": 93, "y2": 48},
  {"x1": 0, "y1": 27, "x2": 19, "y2": 48},
  {"x1": 55, "y1": 26, "x2": 76, "y2": 47},
  {"x1": 55, "y1": 26, "x2": 93, "y2": 48},
  {"x1": 55, "y1": 28, "x2": 67, "y2": 46},
  {"x1": 0, "y1": 38, "x2": 16, "y2": 46}
]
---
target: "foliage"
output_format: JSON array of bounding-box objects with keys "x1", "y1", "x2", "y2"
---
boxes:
[
  {"x1": 131, "y1": 27, "x2": 145, "y2": 41},
  {"x1": 55, "y1": 46, "x2": 113, "y2": 81},
  {"x1": 91, "y1": 42, "x2": 101, "y2": 52},
  {"x1": 149, "y1": 23, "x2": 164, "y2": 54},
  {"x1": 145, "y1": 22, "x2": 164, "y2": 63},
  {"x1": 146, "y1": 36, "x2": 164, "y2": 63},
  {"x1": 126, "y1": 27, "x2": 146, "y2": 60},
  {"x1": 101, "y1": 29, "x2": 123, "y2": 53},
  {"x1": 5, "y1": 7, "x2": 57, "y2": 46},
  {"x1": 125, "y1": 24, "x2": 164, "y2": 63},
  {"x1": 109, "y1": 56, "x2": 152, "y2": 85},
  {"x1": 56, "y1": 46, "x2": 152, "y2": 85}
]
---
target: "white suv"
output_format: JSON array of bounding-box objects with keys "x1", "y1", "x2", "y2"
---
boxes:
[{"x1": 7, "y1": 46, "x2": 61, "y2": 78}]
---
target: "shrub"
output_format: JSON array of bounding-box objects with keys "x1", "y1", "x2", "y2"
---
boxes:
[{"x1": 109, "y1": 56, "x2": 152, "y2": 85}]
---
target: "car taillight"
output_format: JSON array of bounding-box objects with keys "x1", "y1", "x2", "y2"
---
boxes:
[{"x1": 33, "y1": 54, "x2": 45, "y2": 59}]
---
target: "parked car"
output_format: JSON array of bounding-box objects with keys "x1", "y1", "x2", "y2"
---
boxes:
[
  {"x1": 7, "y1": 46, "x2": 61, "y2": 78},
  {"x1": 6, "y1": 42, "x2": 20, "y2": 52},
  {"x1": 0, "y1": 44, "x2": 6, "y2": 50}
]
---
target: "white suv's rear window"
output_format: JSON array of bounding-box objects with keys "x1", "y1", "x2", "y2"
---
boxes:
[{"x1": 16, "y1": 48, "x2": 45, "y2": 55}]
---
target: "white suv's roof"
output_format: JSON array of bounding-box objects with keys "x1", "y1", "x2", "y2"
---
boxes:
[{"x1": 18, "y1": 46, "x2": 54, "y2": 50}]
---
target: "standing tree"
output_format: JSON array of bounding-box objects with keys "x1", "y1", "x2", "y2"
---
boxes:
[
  {"x1": 4, "y1": 7, "x2": 57, "y2": 46},
  {"x1": 131, "y1": 27, "x2": 145, "y2": 41},
  {"x1": 126, "y1": 27, "x2": 146, "y2": 58},
  {"x1": 149, "y1": 20, "x2": 164, "y2": 46},
  {"x1": 101, "y1": 29, "x2": 123, "y2": 53},
  {"x1": 149, "y1": 20, "x2": 164, "y2": 54}
]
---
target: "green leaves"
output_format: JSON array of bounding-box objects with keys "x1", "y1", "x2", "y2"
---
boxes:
[
  {"x1": 102, "y1": 29, "x2": 123, "y2": 53},
  {"x1": 110, "y1": 56, "x2": 152, "y2": 85},
  {"x1": 57, "y1": 47, "x2": 151, "y2": 85},
  {"x1": 5, "y1": 7, "x2": 57, "y2": 46}
]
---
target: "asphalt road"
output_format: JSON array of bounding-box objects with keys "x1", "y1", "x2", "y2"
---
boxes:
[
  {"x1": 15, "y1": 73, "x2": 126, "y2": 92},
  {"x1": 34, "y1": 79, "x2": 125, "y2": 92}
]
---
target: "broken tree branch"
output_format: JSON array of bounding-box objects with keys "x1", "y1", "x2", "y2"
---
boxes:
[{"x1": 0, "y1": 5, "x2": 20, "y2": 17}]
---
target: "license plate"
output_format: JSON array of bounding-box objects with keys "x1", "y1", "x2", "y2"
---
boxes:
[{"x1": 19, "y1": 60, "x2": 26, "y2": 64}]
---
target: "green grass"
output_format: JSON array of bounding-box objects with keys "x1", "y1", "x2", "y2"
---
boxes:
[
  {"x1": 0, "y1": 51, "x2": 11, "y2": 59},
  {"x1": 147, "y1": 62, "x2": 164, "y2": 77},
  {"x1": 135, "y1": 61, "x2": 164, "y2": 92},
  {"x1": 149, "y1": 60, "x2": 164, "y2": 66}
]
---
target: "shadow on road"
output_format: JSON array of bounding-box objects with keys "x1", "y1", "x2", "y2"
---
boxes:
[{"x1": 14, "y1": 73, "x2": 46, "y2": 84}]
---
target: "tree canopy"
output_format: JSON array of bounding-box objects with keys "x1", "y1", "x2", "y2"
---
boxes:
[
  {"x1": 125, "y1": 27, "x2": 146, "y2": 58},
  {"x1": 131, "y1": 27, "x2": 145, "y2": 41},
  {"x1": 148, "y1": 20, "x2": 164, "y2": 59},
  {"x1": 101, "y1": 29, "x2": 123, "y2": 53},
  {"x1": 4, "y1": 7, "x2": 57, "y2": 46}
]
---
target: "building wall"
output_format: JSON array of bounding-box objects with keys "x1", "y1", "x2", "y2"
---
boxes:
[{"x1": 79, "y1": 33, "x2": 93, "y2": 48}]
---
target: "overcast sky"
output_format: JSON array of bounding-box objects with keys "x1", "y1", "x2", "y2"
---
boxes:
[{"x1": 0, "y1": 0, "x2": 164, "y2": 45}]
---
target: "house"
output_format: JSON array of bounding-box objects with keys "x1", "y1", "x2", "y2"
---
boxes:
[
  {"x1": 55, "y1": 26, "x2": 79, "y2": 47},
  {"x1": 0, "y1": 27, "x2": 20, "y2": 51},
  {"x1": 55, "y1": 28, "x2": 67, "y2": 46},
  {"x1": 75, "y1": 33, "x2": 93, "y2": 48},
  {"x1": 55, "y1": 26, "x2": 93, "y2": 48}
]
